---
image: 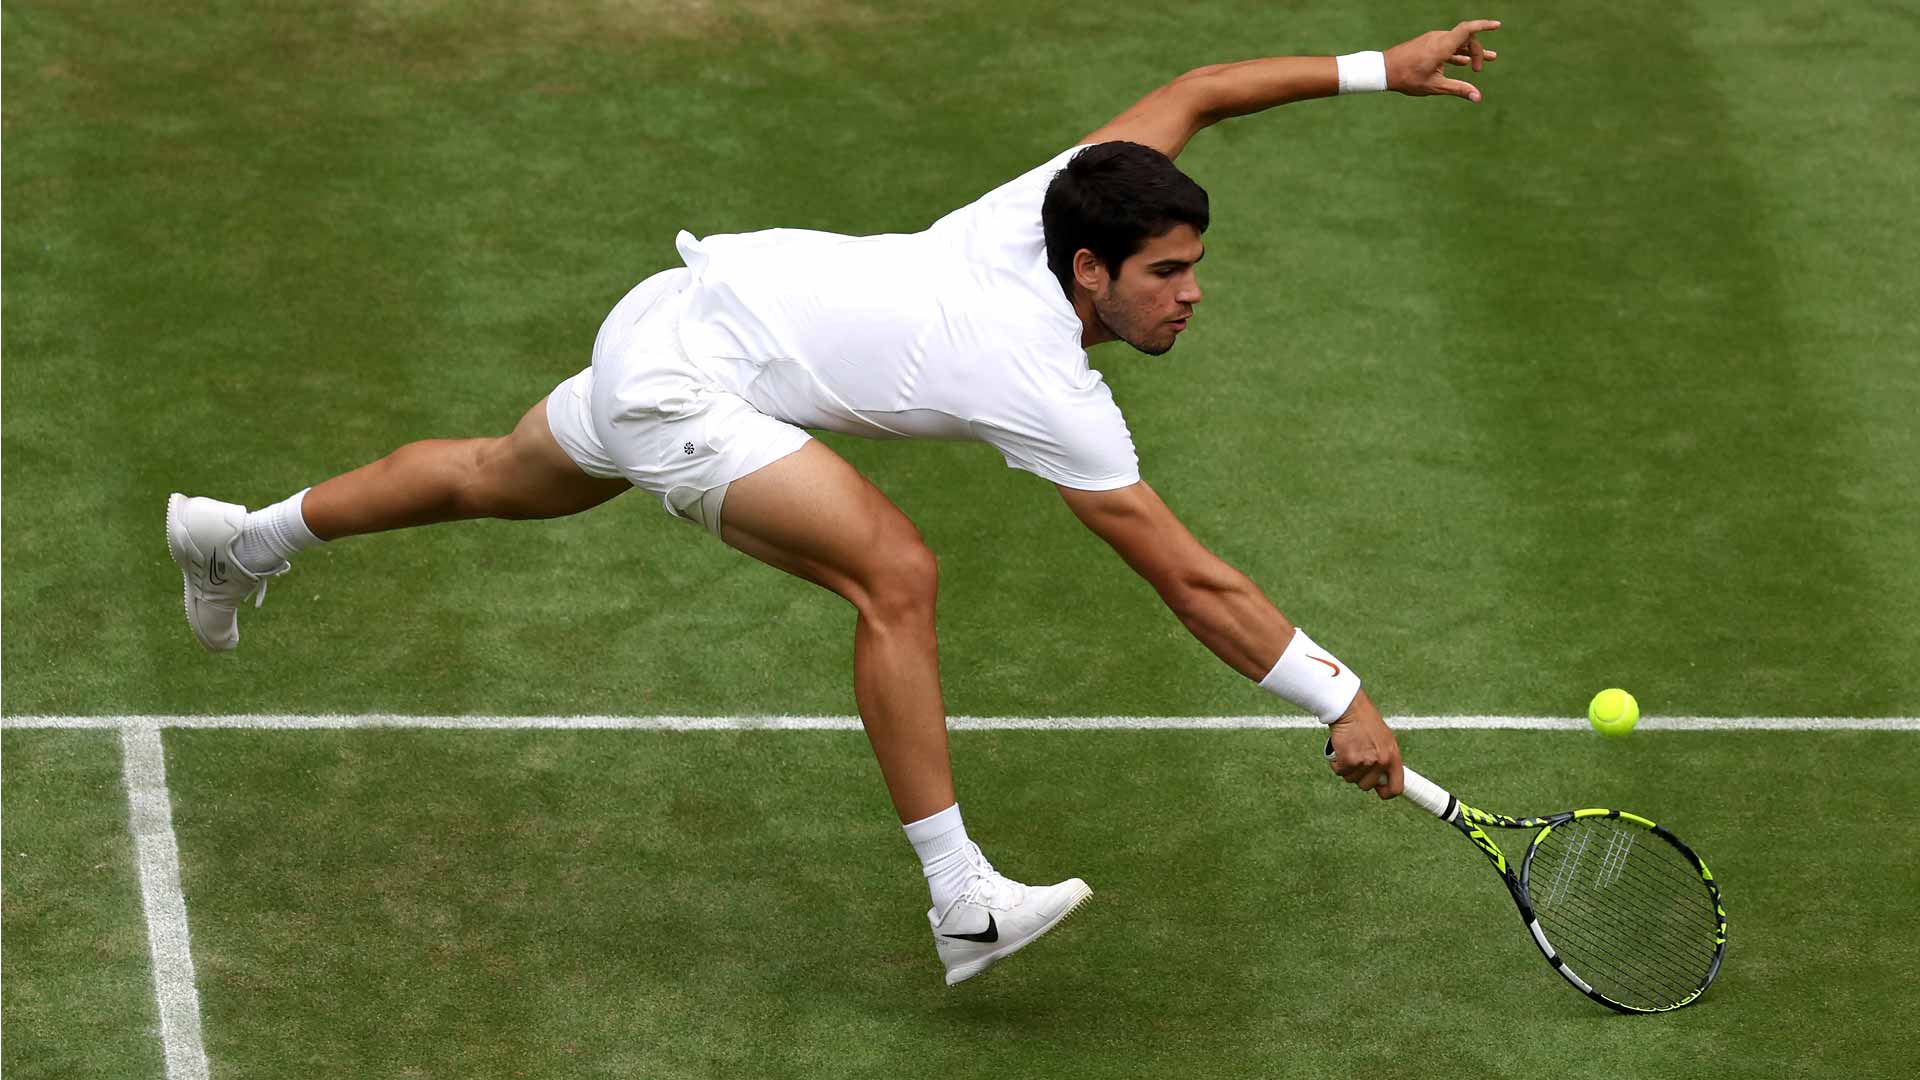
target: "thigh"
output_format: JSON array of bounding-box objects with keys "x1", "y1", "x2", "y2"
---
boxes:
[{"x1": 718, "y1": 440, "x2": 925, "y2": 600}]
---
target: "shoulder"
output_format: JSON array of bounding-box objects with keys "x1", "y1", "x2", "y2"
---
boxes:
[{"x1": 928, "y1": 145, "x2": 1092, "y2": 234}]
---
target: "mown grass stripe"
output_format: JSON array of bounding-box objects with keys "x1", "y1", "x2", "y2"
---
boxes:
[
  {"x1": 11, "y1": 714, "x2": 1918, "y2": 731},
  {"x1": 120, "y1": 723, "x2": 210, "y2": 1080}
]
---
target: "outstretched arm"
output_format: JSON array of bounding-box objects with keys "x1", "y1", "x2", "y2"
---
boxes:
[
  {"x1": 1079, "y1": 19, "x2": 1502, "y2": 159},
  {"x1": 1057, "y1": 480, "x2": 1405, "y2": 799}
]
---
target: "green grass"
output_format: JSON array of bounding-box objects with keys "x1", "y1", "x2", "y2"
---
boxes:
[
  {"x1": 4, "y1": 0, "x2": 1918, "y2": 1076},
  {"x1": 0, "y1": 732, "x2": 164, "y2": 1080},
  {"x1": 5, "y1": 727, "x2": 1905, "y2": 1080}
]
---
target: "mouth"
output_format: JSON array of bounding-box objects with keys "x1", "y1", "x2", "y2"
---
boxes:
[{"x1": 1168, "y1": 318, "x2": 1189, "y2": 332}]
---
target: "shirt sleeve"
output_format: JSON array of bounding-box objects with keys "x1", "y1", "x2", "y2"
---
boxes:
[{"x1": 970, "y1": 351, "x2": 1141, "y2": 491}]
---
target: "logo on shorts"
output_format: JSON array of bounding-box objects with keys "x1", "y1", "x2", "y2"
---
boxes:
[{"x1": 682, "y1": 442, "x2": 696, "y2": 456}]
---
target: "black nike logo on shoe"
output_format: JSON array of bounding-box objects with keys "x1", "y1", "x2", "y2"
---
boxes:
[
  {"x1": 940, "y1": 914, "x2": 998, "y2": 943},
  {"x1": 207, "y1": 557, "x2": 228, "y2": 586}
]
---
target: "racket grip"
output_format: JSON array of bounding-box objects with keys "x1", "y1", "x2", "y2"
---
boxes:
[
  {"x1": 1397, "y1": 766, "x2": 1454, "y2": 820},
  {"x1": 1322, "y1": 736, "x2": 1456, "y2": 820}
]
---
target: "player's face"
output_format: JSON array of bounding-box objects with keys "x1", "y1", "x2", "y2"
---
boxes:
[{"x1": 1092, "y1": 224, "x2": 1204, "y2": 356}]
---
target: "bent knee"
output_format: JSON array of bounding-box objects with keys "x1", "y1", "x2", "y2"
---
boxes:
[
  {"x1": 447, "y1": 437, "x2": 516, "y2": 517},
  {"x1": 853, "y1": 537, "x2": 939, "y2": 625},
  {"x1": 460, "y1": 433, "x2": 624, "y2": 520}
]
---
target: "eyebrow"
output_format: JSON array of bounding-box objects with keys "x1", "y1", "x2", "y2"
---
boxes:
[{"x1": 1146, "y1": 249, "x2": 1206, "y2": 270}]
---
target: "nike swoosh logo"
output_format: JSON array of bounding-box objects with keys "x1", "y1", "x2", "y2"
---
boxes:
[
  {"x1": 1309, "y1": 655, "x2": 1341, "y2": 677},
  {"x1": 208, "y1": 558, "x2": 228, "y2": 586},
  {"x1": 940, "y1": 913, "x2": 999, "y2": 943}
]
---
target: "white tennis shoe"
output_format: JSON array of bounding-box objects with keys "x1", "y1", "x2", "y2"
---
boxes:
[
  {"x1": 929, "y1": 845, "x2": 1092, "y2": 986},
  {"x1": 166, "y1": 493, "x2": 287, "y2": 652}
]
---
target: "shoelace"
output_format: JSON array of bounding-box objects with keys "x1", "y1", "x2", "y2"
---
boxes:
[
  {"x1": 217, "y1": 546, "x2": 289, "y2": 608},
  {"x1": 932, "y1": 843, "x2": 1021, "y2": 927},
  {"x1": 244, "y1": 567, "x2": 285, "y2": 608}
]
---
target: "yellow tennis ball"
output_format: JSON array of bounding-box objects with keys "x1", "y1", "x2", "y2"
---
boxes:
[{"x1": 1588, "y1": 688, "x2": 1640, "y2": 737}]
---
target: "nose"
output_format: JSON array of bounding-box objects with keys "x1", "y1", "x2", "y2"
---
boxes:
[{"x1": 1178, "y1": 273, "x2": 1202, "y2": 305}]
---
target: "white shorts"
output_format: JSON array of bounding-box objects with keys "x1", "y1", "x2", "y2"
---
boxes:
[{"x1": 546, "y1": 268, "x2": 812, "y2": 535}]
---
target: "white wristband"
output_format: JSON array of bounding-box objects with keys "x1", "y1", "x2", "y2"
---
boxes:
[
  {"x1": 1336, "y1": 51, "x2": 1388, "y2": 95},
  {"x1": 1258, "y1": 628, "x2": 1362, "y2": 723}
]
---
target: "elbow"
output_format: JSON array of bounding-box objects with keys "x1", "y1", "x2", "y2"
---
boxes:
[
  {"x1": 1166, "y1": 69, "x2": 1226, "y2": 129},
  {"x1": 1175, "y1": 62, "x2": 1234, "y2": 85}
]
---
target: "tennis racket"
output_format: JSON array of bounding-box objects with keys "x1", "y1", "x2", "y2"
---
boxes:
[{"x1": 1328, "y1": 740, "x2": 1727, "y2": 1013}]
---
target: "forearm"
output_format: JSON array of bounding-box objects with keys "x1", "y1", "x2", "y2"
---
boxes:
[
  {"x1": 1155, "y1": 556, "x2": 1297, "y2": 681},
  {"x1": 1178, "y1": 55, "x2": 1339, "y2": 126}
]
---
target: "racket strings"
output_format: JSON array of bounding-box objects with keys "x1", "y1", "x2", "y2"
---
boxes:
[
  {"x1": 1526, "y1": 818, "x2": 1720, "y2": 1010},
  {"x1": 1552, "y1": 850, "x2": 1720, "y2": 935},
  {"x1": 1537, "y1": 825, "x2": 1718, "y2": 924},
  {"x1": 1537, "y1": 823, "x2": 1594, "y2": 908},
  {"x1": 1534, "y1": 893, "x2": 1709, "y2": 998},
  {"x1": 1575, "y1": 860, "x2": 1722, "y2": 955},
  {"x1": 1533, "y1": 878, "x2": 1709, "y2": 987},
  {"x1": 1537, "y1": 843, "x2": 1718, "y2": 952},
  {"x1": 1538, "y1": 916, "x2": 1698, "y2": 1003},
  {"x1": 1535, "y1": 886, "x2": 1708, "y2": 1005}
]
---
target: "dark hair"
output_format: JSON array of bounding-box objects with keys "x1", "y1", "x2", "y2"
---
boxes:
[{"x1": 1041, "y1": 141, "x2": 1210, "y2": 297}]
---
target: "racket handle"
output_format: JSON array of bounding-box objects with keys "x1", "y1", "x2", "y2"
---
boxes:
[
  {"x1": 1397, "y1": 766, "x2": 1454, "y2": 820},
  {"x1": 1322, "y1": 737, "x2": 1456, "y2": 820}
]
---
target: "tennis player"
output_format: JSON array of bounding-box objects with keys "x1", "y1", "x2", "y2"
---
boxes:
[{"x1": 168, "y1": 20, "x2": 1500, "y2": 985}]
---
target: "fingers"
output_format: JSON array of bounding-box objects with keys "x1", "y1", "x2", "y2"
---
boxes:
[
  {"x1": 1325, "y1": 692, "x2": 1404, "y2": 799},
  {"x1": 1449, "y1": 18, "x2": 1503, "y2": 41},
  {"x1": 1437, "y1": 77, "x2": 1482, "y2": 103},
  {"x1": 1327, "y1": 755, "x2": 1378, "y2": 791},
  {"x1": 1441, "y1": 19, "x2": 1501, "y2": 72},
  {"x1": 1326, "y1": 729, "x2": 1405, "y2": 800},
  {"x1": 1328, "y1": 763, "x2": 1389, "y2": 793},
  {"x1": 1375, "y1": 760, "x2": 1405, "y2": 801},
  {"x1": 1447, "y1": 48, "x2": 1498, "y2": 69},
  {"x1": 1327, "y1": 746, "x2": 1401, "y2": 794},
  {"x1": 1352, "y1": 757, "x2": 1402, "y2": 799},
  {"x1": 1326, "y1": 754, "x2": 1364, "y2": 780}
]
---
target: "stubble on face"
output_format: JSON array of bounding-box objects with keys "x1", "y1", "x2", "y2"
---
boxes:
[
  {"x1": 1093, "y1": 289, "x2": 1178, "y2": 355},
  {"x1": 1091, "y1": 224, "x2": 1203, "y2": 357}
]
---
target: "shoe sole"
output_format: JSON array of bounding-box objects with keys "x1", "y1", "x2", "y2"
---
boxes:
[
  {"x1": 944, "y1": 881, "x2": 1093, "y2": 987},
  {"x1": 166, "y1": 492, "x2": 225, "y2": 653}
]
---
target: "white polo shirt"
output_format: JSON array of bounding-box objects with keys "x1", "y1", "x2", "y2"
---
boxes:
[{"x1": 670, "y1": 145, "x2": 1140, "y2": 491}]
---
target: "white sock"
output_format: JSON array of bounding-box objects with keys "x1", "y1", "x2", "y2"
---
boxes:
[
  {"x1": 233, "y1": 488, "x2": 324, "y2": 573},
  {"x1": 903, "y1": 803, "x2": 991, "y2": 912}
]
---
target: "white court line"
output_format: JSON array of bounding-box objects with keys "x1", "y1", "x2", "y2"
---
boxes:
[
  {"x1": 9, "y1": 713, "x2": 1918, "y2": 730},
  {"x1": 120, "y1": 723, "x2": 211, "y2": 1080}
]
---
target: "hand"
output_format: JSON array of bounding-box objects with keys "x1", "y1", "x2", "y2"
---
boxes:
[
  {"x1": 1326, "y1": 690, "x2": 1404, "y2": 800},
  {"x1": 1384, "y1": 19, "x2": 1502, "y2": 103}
]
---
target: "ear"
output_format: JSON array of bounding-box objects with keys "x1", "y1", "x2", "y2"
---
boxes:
[{"x1": 1071, "y1": 248, "x2": 1111, "y2": 295}]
